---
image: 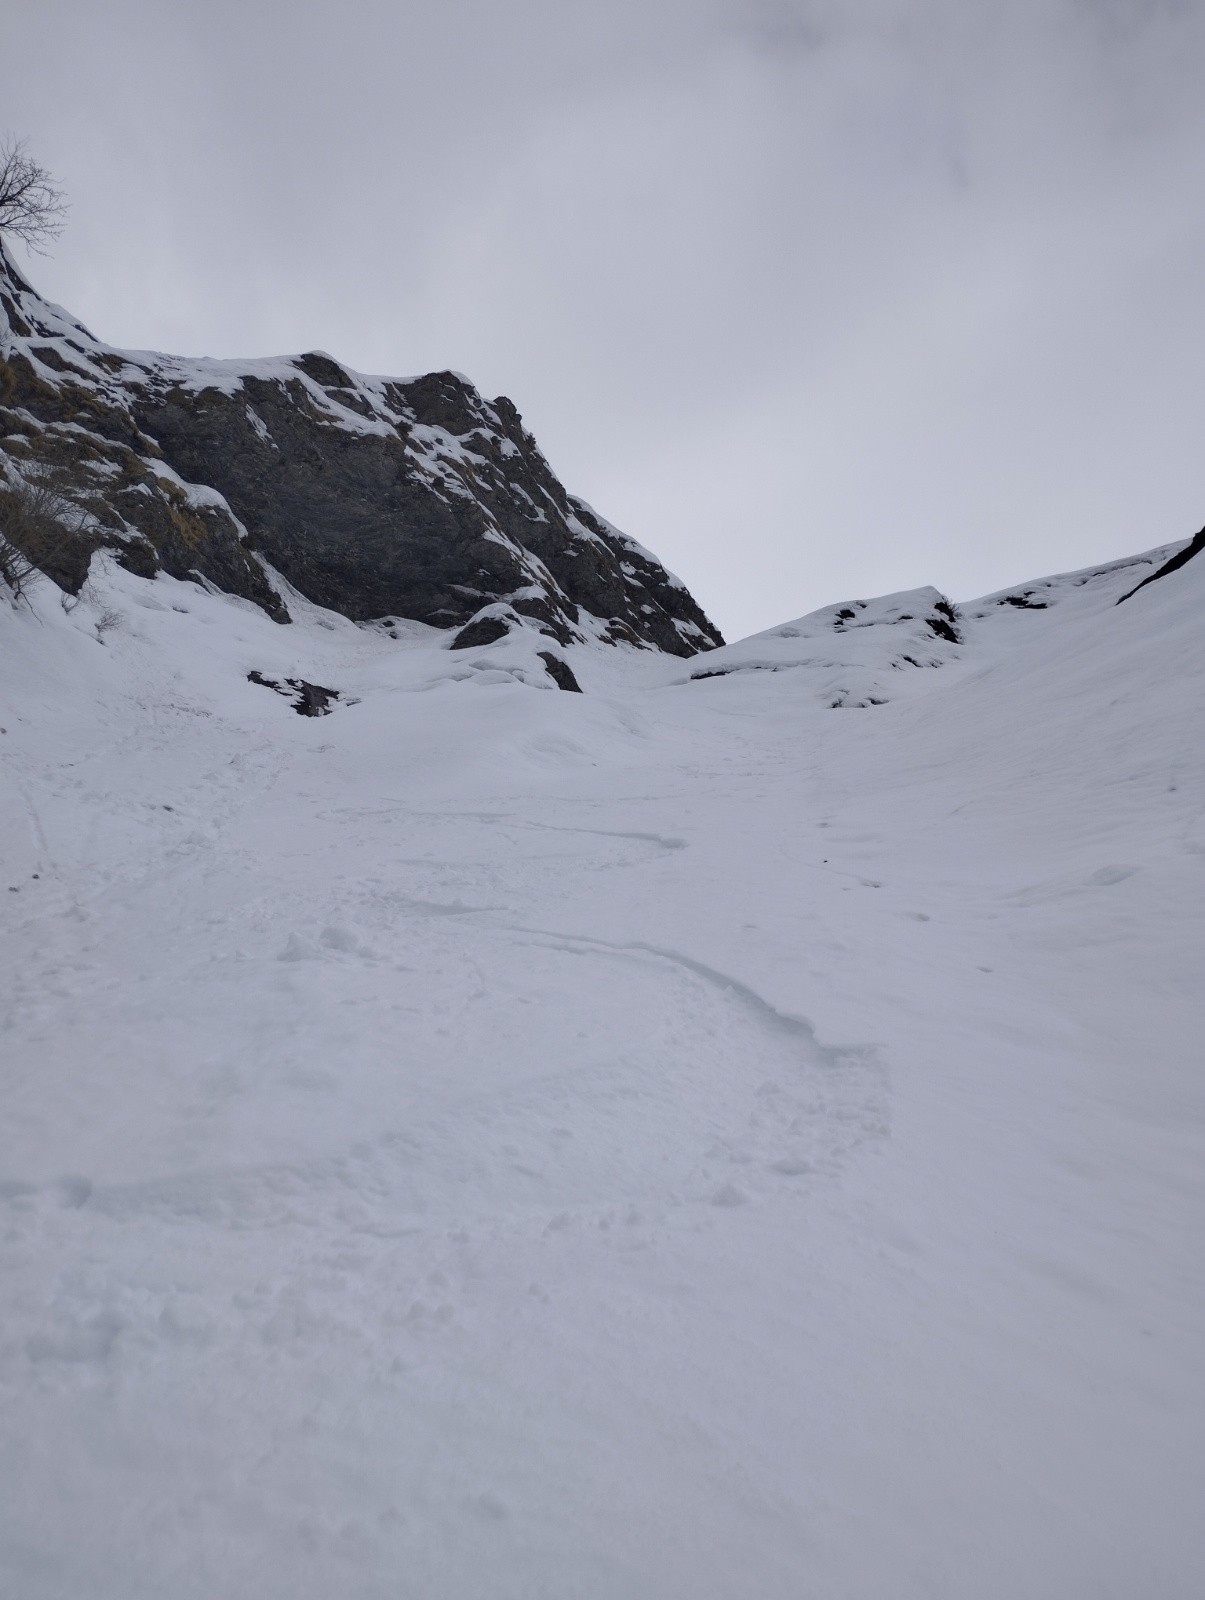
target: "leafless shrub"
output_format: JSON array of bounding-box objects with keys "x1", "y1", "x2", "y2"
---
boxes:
[
  {"x1": 0, "y1": 137, "x2": 67, "y2": 253},
  {"x1": 0, "y1": 475, "x2": 89, "y2": 601},
  {"x1": 94, "y1": 606, "x2": 122, "y2": 640}
]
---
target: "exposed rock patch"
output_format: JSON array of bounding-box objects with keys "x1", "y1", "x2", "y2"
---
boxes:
[
  {"x1": 537, "y1": 651, "x2": 582, "y2": 692},
  {"x1": 247, "y1": 671, "x2": 341, "y2": 716},
  {"x1": 1116, "y1": 526, "x2": 1205, "y2": 604},
  {"x1": 450, "y1": 610, "x2": 516, "y2": 651}
]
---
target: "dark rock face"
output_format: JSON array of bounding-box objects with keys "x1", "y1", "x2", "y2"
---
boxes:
[
  {"x1": 0, "y1": 251, "x2": 288, "y2": 620},
  {"x1": 128, "y1": 367, "x2": 721, "y2": 653},
  {"x1": 0, "y1": 244, "x2": 722, "y2": 657}
]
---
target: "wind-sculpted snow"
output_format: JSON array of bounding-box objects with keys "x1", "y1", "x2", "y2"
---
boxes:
[{"x1": 1, "y1": 525, "x2": 1203, "y2": 1597}]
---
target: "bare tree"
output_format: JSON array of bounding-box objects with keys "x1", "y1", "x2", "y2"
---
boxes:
[
  {"x1": 0, "y1": 137, "x2": 67, "y2": 253},
  {"x1": 0, "y1": 475, "x2": 89, "y2": 601}
]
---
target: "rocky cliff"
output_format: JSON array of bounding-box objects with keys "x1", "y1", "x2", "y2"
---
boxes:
[{"x1": 0, "y1": 243, "x2": 722, "y2": 656}]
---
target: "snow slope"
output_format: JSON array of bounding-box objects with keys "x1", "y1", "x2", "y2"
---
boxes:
[{"x1": 1, "y1": 538, "x2": 1203, "y2": 1599}]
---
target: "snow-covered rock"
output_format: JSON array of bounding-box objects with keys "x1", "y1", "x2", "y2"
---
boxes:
[
  {"x1": 0, "y1": 242, "x2": 721, "y2": 655},
  {"x1": 680, "y1": 584, "x2": 964, "y2": 705}
]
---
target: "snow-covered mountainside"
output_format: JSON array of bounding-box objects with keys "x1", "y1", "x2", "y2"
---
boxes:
[
  {"x1": 2, "y1": 523, "x2": 1202, "y2": 1599},
  {"x1": 0, "y1": 242, "x2": 721, "y2": 659}
]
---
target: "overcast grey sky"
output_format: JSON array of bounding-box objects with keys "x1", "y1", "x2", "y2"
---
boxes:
[{"x1": 5, "y1": 0, "x2": 1204, "y2": 638}]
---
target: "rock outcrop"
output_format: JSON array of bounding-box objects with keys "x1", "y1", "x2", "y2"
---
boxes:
[
  {"x1": 0, "y1": 243, "x2": 722, "y2": 656},
  {"x1": 1116, "y1": 525, "x2": 1205, "y2": 604}
]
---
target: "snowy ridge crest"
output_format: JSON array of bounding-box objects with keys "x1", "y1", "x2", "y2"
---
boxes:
[
  {"x1": 675, "y1": 536, "x2": 1201, "y2": 709},
  {"x1": 683, "y1": 585, "x2": 964, "y2": 706}
]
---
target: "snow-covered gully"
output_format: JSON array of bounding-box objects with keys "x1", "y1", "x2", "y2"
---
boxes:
[{"x1": 2, "y1": 539, "x2": 1203, "y2": 1598}]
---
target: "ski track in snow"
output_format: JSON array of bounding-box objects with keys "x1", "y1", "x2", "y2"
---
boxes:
[{"x1": 1, "y1": 549, "x2": 1203, "y2": 1598}]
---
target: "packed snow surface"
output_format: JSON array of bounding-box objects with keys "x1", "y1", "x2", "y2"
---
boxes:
[{"x1": 1, "y1": 543, "x2": 1203, "y2": 1598}]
